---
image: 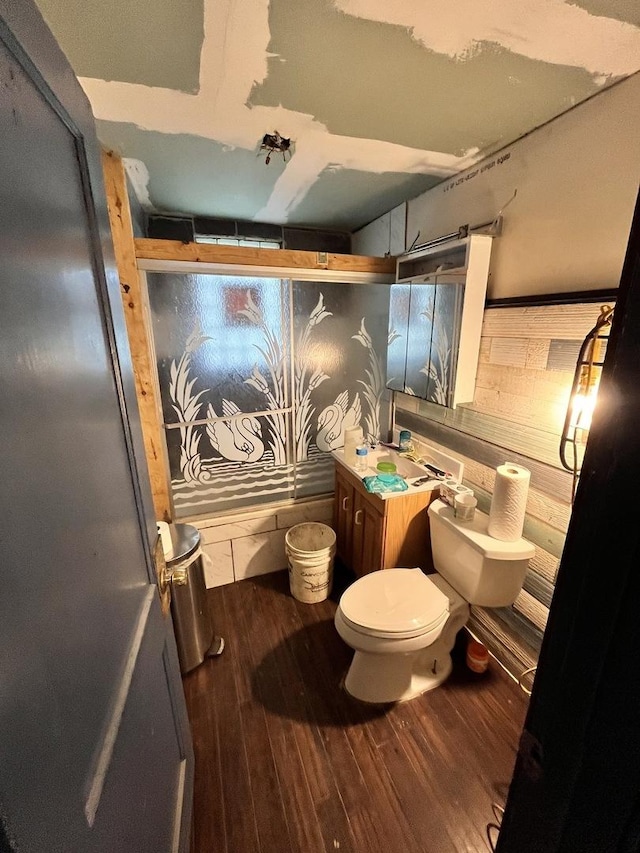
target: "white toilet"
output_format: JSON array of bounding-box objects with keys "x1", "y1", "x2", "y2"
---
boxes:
[{"x1": 334, "y1": 498, "x2": 535, "y2": 703}]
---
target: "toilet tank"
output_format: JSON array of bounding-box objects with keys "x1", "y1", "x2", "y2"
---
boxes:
[{"x1": 427, "y1": 499, "x2": 535, "y2": 607}]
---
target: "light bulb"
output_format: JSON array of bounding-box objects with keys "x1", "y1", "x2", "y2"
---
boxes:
[{"x1": 570, "y1": 388, "x2": 598, "y2": 434}]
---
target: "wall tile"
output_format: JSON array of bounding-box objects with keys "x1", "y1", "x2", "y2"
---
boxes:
[
  {"x1": 276, "y1": 500, "x2": 334, "y2": 530},
  {"x1": 529, "y1": 397, "x2": 568, "y2": 435},
  {"x1": 525, "y1": 339, "x2": 550, "y2": 370},
  {"x1": 514, "y1": 589, "x2": 549, "y2": 632},
  {"x1": 471, "y1": 386, "x2": 534, "y2": 424},
  {"x1": 191, "y1": 506, "x2": 273, "y2": 528},
  {"x1": 202, "y1": 540, "x2": 234, "y2": 588},
  {"x1": 529, "y1": 549, "x2": 560, "y2": 585},
  {"x1": 232, "y1": 529, "x2": 288, "y2": 580},
  {"x1": 395, "y1": 392, "x2": 419, "y2": 414},
  {"x1": 489, "y1": 337, "x2": 528, "y2": 367},
  {"x1": 476, "y1": 363, "x2": 536, "y2": 396},
  {"x1": 417, "y1": 398, "x2": 446, "y2": 422},
  {"x1": 471, "y1": 386, "x2": 564, "y2": 434},
  {"x1": 199, "y1": 515, "x2": 276, "y2": 545},
  {"x1": 546, "y1": 339, "x2": 582, "y2": 372},
  {"x1": 482, "y1": 305, "x2": 601, "y2": 340},
  {"x1": 532, "y1": 372, "x2": 573, "y2": 405},
  {"x1": 478, "y1": 337, "x2": 492, "y2": 364}
]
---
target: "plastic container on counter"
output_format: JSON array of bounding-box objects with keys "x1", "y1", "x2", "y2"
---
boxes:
[{"x1": 376, "y1": 461, "x2": 397, "y2": 483}]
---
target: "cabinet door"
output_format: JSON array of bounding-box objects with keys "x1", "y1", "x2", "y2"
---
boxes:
[
  {"x1": 352, "y1": 493, "x2": 385, "y2": 577},
  {"x1": 404, "y1": 281, "x2": 436, "y2": 398},
  {"x1": 386, "y1": 283, "x2": 410, "y2": 392},
  {"x1": 426, "y1": 278, "x2": 465, "y2": 407},
  {"x1": 334, "y1": 470, "x2": 354, "y2": 565}
]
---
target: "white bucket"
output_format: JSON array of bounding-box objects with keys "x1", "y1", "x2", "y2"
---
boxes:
[
  {"x1": 285, "y1": 522, "x2": 336, "y2": 554},
  {"x1": 285, "y1": 523, "x2": 336, "y2": 604}
]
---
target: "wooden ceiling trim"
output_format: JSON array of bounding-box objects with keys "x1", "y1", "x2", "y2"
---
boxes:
[{"x1": 134, "y1": 238, "x2": 396, "y2": 274}]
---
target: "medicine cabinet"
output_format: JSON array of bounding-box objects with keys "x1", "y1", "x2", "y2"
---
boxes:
[{"x1": 386, "y1": 234, "x2": 493, "y2": 408}]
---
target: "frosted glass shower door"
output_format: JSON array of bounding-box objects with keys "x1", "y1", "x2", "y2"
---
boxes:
[
  {"x1": 148, "y1": 273, "x2": 293, "y2": 517},
  {"x1": 148, "y1": 273, "x2": 392, "y2": 516},
  {"x1": 292, "y1": 281, "x2": 391, "y2": 498}
]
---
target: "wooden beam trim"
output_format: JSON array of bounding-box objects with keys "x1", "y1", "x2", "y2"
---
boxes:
[
  {"x1": 102, "y1": 151, "x2": 172, "y2": 523},
  {"x1": 134, "y1": 238, "x2": 396, "y2": 275}
]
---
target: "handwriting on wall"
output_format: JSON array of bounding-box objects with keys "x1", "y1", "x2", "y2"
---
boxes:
[{"x1": 443, "y1": 151, "x2": 511, "y2": 194}]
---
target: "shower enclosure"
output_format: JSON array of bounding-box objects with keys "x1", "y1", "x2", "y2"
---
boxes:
[{"x1": 147, "y1": 272, "x2": 391, "y2": 518}]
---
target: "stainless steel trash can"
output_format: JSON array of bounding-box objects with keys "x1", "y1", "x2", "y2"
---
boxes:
[{"x1": 164, "y1": 523, "x2": 224, "y2": 674}]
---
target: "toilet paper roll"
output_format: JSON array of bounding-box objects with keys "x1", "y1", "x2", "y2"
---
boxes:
[
  {"x1": 488, "y1": 463, "x2": 531, "y2": 542},
  {"x1": 439, "y1": 479, "x2": 473, "y2": 507},
  {"x1": 157, "y1": 521, "x2": 173, "y2": 559}
]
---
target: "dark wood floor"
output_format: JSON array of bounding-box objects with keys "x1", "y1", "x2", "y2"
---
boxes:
[{"x1": 183, "y1": 569, "x2": 528, "y2": 853}]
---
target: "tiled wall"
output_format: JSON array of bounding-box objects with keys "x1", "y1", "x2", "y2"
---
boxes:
[
  {"x1": 188, "y1": 497, "x2": 334, "y2": 588},
  {"x1": 396, "y1": 301, "x2": 613, "y2": 675},
  {"x1": 398, "y1": 303, "x2": 608, "y2": 465},
  {"x1": 472, "y1": 303, "x2": 601, "y2": 435}
]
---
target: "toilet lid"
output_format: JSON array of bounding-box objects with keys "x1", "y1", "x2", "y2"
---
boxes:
[{"x1": 339, "y1": 569, "x2": 449, "y2": 637}]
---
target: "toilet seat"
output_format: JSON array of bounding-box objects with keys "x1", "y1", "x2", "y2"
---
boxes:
[{"x1": 339, "y1": 568, "x2": 450, "y2": 639}]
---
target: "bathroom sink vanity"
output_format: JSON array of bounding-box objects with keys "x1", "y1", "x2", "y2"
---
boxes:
[{"x1": 332, "y1": 448, "x2": 443, "y2": 577}]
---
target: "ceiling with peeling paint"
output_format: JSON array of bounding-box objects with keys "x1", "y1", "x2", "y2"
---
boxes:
[{"x1": 36, "y1": 0, "x2": 640, "y2": 232}]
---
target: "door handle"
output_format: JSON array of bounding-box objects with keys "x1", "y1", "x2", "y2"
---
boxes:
[
  {"x1": 156, "y1": 534, "x2": 189, "y2": 596},
  {"x1": 158, "y1": 558, "x2": 189, "y2": 594},
  {"x1": 342, "y1": 496, "x2": 350, "y2": 511},
  {"x1": 354, "y1": 509, "x2": 363, "y2": 525}
]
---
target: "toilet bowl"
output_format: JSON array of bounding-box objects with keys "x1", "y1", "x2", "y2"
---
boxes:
[
  {"x1": 335, "y1": 498, "x2": 535, "y2": 703},
  {"x1": 335, "y1": 568, "x2": 469, "y2": 703}
]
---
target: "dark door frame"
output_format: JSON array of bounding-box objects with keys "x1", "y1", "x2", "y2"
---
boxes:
[{"x1": 498, "y1": 186, "x2": 640, "y2": 852}]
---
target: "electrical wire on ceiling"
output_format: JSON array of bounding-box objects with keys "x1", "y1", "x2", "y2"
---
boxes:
[{"x1": 258, "y1": 131, "x2": 292, "y2": 165}]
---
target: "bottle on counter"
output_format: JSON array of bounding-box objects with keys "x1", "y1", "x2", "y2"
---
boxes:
[
  {"x1": 354, "y1": 445, "x2": 368, "y2": 472},
  {"x1": 398, "y1": 429, "x2": 413, "y2": 453}
]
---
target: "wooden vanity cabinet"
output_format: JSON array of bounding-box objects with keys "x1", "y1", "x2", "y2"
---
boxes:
[
  {"x1": 334, "y1": 470, "x2": 355, "y2": 565},
  {"x1": 351, "y1": 490, "x2": 385, "y2": 578},
  {"x1": 333, "y1": 463, "x2": 438, "y2": 578}
]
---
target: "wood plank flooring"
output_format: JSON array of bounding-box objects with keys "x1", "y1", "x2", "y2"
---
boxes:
[{"x1": 183, "y1": 570, "x2": 528, "y2": 853}]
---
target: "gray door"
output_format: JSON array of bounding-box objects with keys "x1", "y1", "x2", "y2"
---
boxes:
[{"x1": 0, "y1": 3, "x2": 193, "y2": 851}]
